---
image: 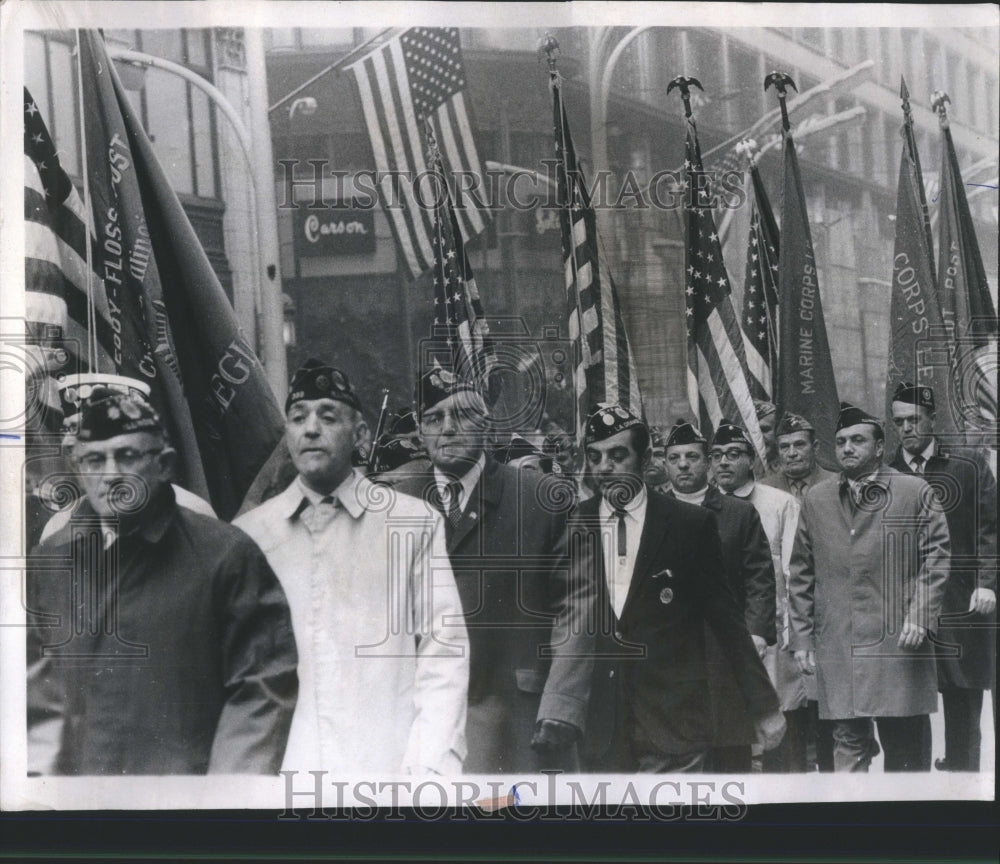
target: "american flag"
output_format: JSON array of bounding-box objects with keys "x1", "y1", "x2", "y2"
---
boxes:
[
  {"x1": 683, "y1": 118, "x2": 766, "y2": 460},
  {"x1": 551, "y1": 74, "x2": 642, "y2": 441},
  {"x1": 741, "y1": 162, "x2": 780, "y2": 401},
  {"x1": 347, "y1": 28, "x2": 490, "y2": 280},
  {"x1": 24, "y1": 87, "x2": 115, "y2": 378},
  {"x1": 430, "y1": 154, "x2": 491, "y2": 385}
]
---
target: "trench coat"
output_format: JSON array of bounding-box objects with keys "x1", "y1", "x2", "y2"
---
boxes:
[
  {"x1": 890, "y1": 443, "x2": 997, "y2": 690},
  {"x1": 235, "y1": 470, "x2": 469, "y2": 775},
  {"x1": 572, "y1": 490, "x2": 780, "y2": 770},
  {"x1": 381, "y1": 457, "x2": 591, "y2": 773},
  {"x1": 788, "y1": 466, "x2": 950, "y2": 719}
]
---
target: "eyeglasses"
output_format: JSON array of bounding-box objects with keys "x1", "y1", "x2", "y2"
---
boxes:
[
  {"x1": 709, "y1": 448, "x2": 750, "y2": 462},
  {"x1": 75, "y1": 448, "x2": 163, "y2": 473}
]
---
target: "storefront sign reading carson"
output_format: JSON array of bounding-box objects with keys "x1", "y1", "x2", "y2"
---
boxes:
[{"x1": 294, "y1": 204, "x2": 376, "y2": 257}]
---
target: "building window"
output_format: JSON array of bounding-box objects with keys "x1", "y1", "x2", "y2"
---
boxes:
[
  {"x1": 25, "y1": 31, "x2": 83, "y2": 178},
  {"x1": 135, "y1": 29, "x2": 220, "y2": 199},
  {"x1": 27, "y1": 29, "x2": 222, "y2": 202}
]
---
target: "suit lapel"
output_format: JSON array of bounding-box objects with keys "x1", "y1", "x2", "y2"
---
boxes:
[
  {"x1": 446, "y1": 456, "x2": 502, "y2": 554},
  {"x1": 619, "y1": 491, "x2": 670, "y2": 624}
]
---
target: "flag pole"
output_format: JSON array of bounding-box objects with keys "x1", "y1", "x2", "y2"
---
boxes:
[
  {"x1": 267, "y1": 27, "x2": 397, "y2": 115},
  {"x1": 74, "y1": 29, "x2": 98, "y2": 371},
  {"x1": 543, "y1": 33, "x2": 588, "y2": 445}
]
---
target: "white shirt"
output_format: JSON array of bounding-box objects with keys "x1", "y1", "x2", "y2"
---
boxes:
[
  {"x1": 672, "y1": 485, "x2": 709, "y2": 506},
  {"x1": 904, "y1": 439, "x2": 936, "y2": 473},
  {"x1": 434, "y1": 452, "x2": 486, "y2": 515},
  {"x1": 598, "y1": 485, "x2": 648, "y2": 618}
]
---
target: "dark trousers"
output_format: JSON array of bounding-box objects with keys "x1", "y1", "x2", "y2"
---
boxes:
[
  {"x1": 705, "y1": 744, "x2": 752, "y2": 773},
  {"x1": 833, "y1": 715, "x2": 931, "y2": 772},
  {"x1": 806, "y1": 700, "x2": 836, "y2": 772},
  {"x1": 762, "y1": 706, "x2": 809, "y2": 773},
  {"x1": 940, "y1": 687, "x2": 984, "y2": 771}
]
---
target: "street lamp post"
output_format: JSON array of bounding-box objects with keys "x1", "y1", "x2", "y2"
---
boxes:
[{"x1": 106, "y1": 38, "x2": 288, "y2": 401}]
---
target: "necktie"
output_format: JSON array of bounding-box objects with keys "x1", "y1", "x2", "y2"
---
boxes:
[
  {"x1": 444, "y1": 481, "x2": 464, "y2": 527},
  {"x1": 792, "y1": 480, "x2": 807, "y2": 501},
  {"x1": 614, "y1": 508, "x2": 627, "y2": 559},
  {"x1": 302, "y1": 495, "x2": 338, "y2": 533},
  {"x1": 910, "y1": 454, "x2": 925, "y2": 474}
]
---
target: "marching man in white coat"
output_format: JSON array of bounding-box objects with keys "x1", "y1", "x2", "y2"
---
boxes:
[{"x1": 236, "y1": 360, "x2": 469, "y2": 775}]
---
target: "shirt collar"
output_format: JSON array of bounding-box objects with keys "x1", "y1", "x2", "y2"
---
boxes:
[
  {"x1": 289, "y1": 469, "x2": 369, "y2": 520},
  {"x1": 841, "y1": 466, "x2": 886, "y2": 491},
  {"x1": 434, "y1": 451, "x2": 486, "y2": 510},
  {"x1": 905, "y1": 439, "x2": 936, "y2": 468},
  {"x1": 672, "y1": 484, "x2": 709, "y2": 505},
  {"x1": 729, "y1": 479, "x2": 756, "y2": 499},
  {"x1": 599, "y1": 483, "x2": 648, "y2": 521}
]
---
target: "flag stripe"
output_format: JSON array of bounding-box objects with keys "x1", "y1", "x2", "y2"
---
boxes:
[{"x1": 347, "y1": 28, "x2": 490, "y2": 279}]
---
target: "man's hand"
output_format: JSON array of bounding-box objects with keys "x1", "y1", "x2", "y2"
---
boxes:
[
  {"x1": 754, "y1": 710, "x2": 787, "y2": 751},
  {"x1": 751, "y1": 635, "x2": 767, "y2": 660},
  {"x1": 530, "y1": 718, "x2": 579, "y2": 754},
  {"x1": 969, "y1": 588, "x2": 996, "y2": 616},
  {"x1": 897, "y1": 621, "x2": 927, "y2": 650},
  {"x1": 793, "y1": 649, "x2": 815, "y2": 674}
]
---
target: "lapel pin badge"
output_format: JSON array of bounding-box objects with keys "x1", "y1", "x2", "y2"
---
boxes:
[{"x1": 659, "y1": 587, "x2": 674, "y2": 605}]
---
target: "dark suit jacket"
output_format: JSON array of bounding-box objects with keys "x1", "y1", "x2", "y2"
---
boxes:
[
  {"x1": 572, "y1": 490, "x2": 779, "y2": 771},
  {"x1": 891, "y1": 443, "x2": 997, "y2": 689},
  {"x1": 696, "y1": 486, "x2": 778, "y2": 746},
  {"x1": 381, "y1": 456, "x2": 591, "y2": 773}
]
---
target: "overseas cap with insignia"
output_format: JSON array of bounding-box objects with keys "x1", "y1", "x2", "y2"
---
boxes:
[
  {"x1": 891, "y1": 381, "x2": 936, "y2": 413},
  {"x1": 711, "y1": 419, "x2": 752, "y2": 449},
  {"x1": 649, "y1": 425, "x2": 667, "y2": 449},
  {"x1": 286, "y1": 359, "x2": 362, "y2": 413},
  {"x1": 836, "y1": 401, "x2": 882, "y2": 432},
  {"x1": 754, "y1": 400, "x2": 777, "y2": 419},
  {"x1": 665, "y1": 419, "x2": 707, "y2": 449},
  {"x1": 414, "y1": 365, "x2": 479, "y2": 416},
  {"x1": 775, "y1": 412, "x2": 814, "y2": 437},
  {"x1": 76, "y1": 388, "x2": 162, "y2": 442},
  {"x1": 584, "y1": 404, "x2": 644, "y2": 444}
]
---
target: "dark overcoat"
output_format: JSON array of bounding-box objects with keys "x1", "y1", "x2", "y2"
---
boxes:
[
  {"x1": 26, "y1": 489, "x2": 299, "y2": 775},
  {"x1": 381, "y1": 457, "x2": 591, "y2": 773},
  {"x1": 572, "y1": 490, "x2": 779, "y2": 771},
  {"x1": 890, "y1": 443, "x2": 997, "y2": 690}
]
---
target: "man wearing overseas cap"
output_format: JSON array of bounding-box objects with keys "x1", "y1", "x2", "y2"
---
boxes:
[
  {"x1": 26, "y1": 389, "x2": 299, "y2": 775},
  {"x1": 572, "y1": 404, "x2": 784, "y2": 773},
  {"x1": 660, "y1": 418, "x2": 777, "y2": 773},
  {"x1": 889, "y1": 382, "x2": 997, "y2": 773},
  {"x1": 381, "y1": 364, "x2": 591, "y2": 774},
  {"x1": 788, "y1": 402, "x2": 950, "y2": 772},
  {"x1": 710, "y1": 420, "x2": 811, "y2": 773},
  {"x1": 761, "y1": 413, "x2": 838, "y2": 500},
  {"x1": 235, "y1": 360, "x2": 469, "y2": 775}
]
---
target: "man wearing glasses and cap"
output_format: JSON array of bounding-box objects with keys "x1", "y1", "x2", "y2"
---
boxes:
[
  {"x1": 889, "y1": 382, "x2": 997, "y2": 772},
  {"x1": 382, "y1": 366, "x2": 591, "y2": 774},
  {"x1": 235, "y1": 360, "x2": 469, "y2": 776},
  {"x1": 788, "y1": 403, "x2": 949, "y2": 772},
  {"x1": 26, "y1": 388, "x2": 299, "y2": 775},
  {"x1": 710, "y1": 420, "x2": 811, "y2": 773},
  {"x1": 573, "y1": 405, "x2": 784, "y2": 773}
]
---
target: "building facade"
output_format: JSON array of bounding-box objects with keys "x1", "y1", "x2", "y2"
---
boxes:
[{"x1": 266, "y1": 26, "x2": 998, "y2": 432}]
